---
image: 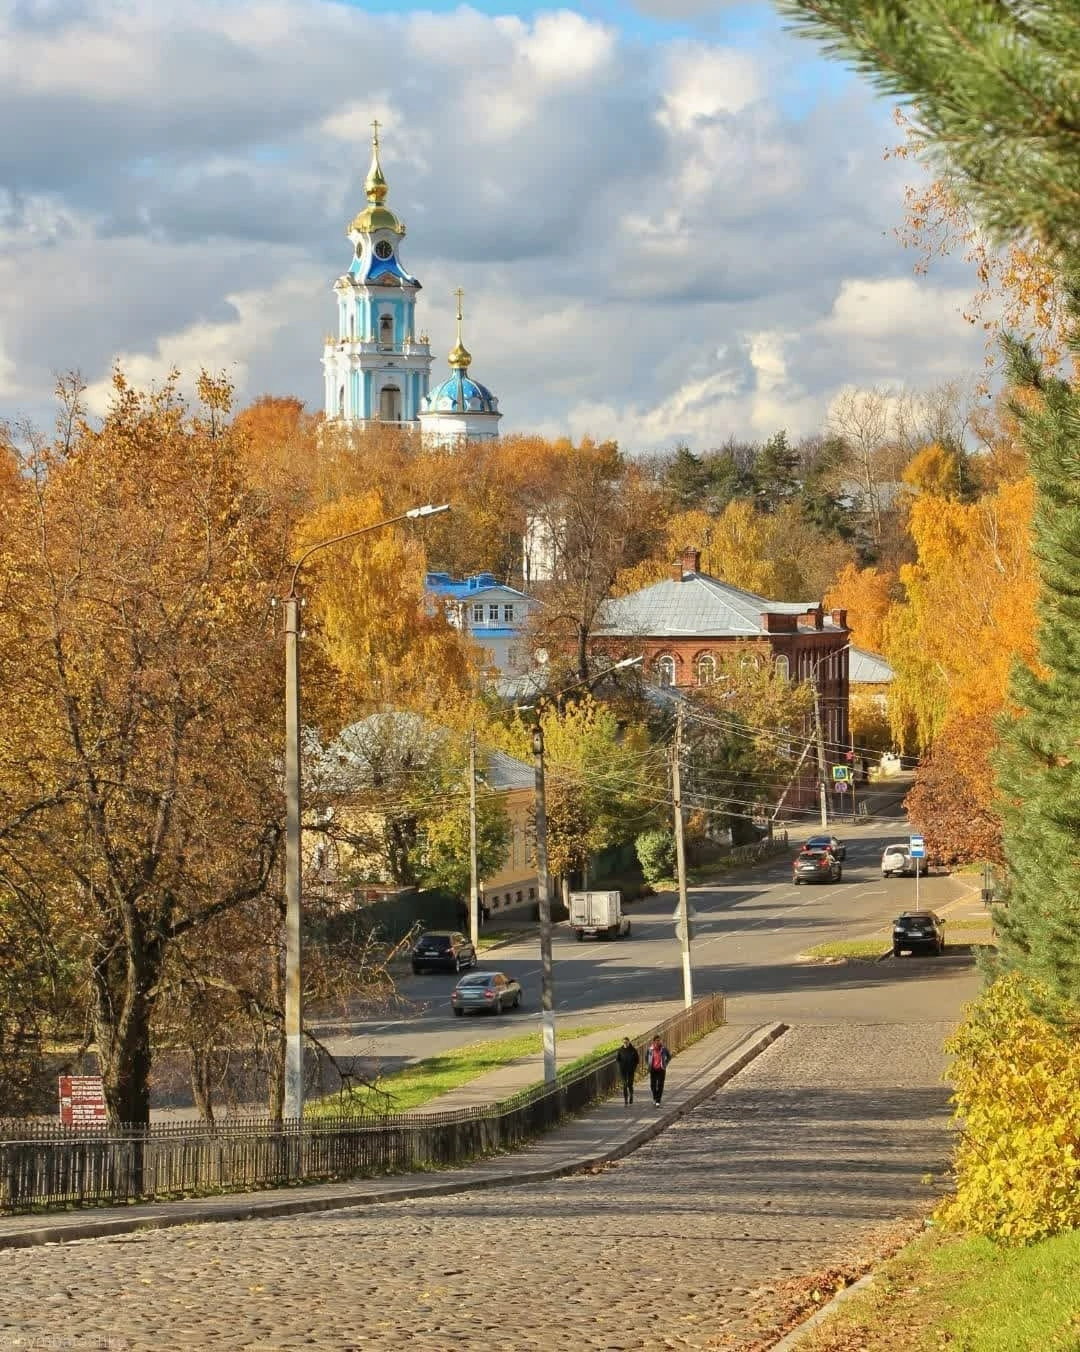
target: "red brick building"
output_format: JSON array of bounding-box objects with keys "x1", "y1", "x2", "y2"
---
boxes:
[{"x1": 598, "y1": 550, "x2": 851, "y2": 811}]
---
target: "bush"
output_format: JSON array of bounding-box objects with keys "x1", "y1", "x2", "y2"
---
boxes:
[
  {"x1": 635, "y1": 829, "x2": 676, "y2": 884},
  {"x1": 937, "y1": 973, "x2": 1080, "y2": 1244}
]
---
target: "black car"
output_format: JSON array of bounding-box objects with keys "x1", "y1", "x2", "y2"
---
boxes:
[
  {"x1": 892, "y1": 910, "x2": 945, "y2": 957},
  {"x1": 411, "y1": 930, "x2": 477, "y2": 974},
  {"x1": 450, "y1": 971, "x2": 523, "y2": 1016},
  {"x1": 804, "y1": 833, "x2": 847, "y2": 861},
  {"x1": 792, "y1": 849, "x2": 842, "y2": 884}
]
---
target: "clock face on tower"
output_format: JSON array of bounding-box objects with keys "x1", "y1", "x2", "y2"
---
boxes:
[{"x1": 373, "y1": 240, "x2": 394, "y2": 261}]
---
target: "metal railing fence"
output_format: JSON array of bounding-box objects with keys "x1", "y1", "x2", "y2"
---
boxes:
[{"x1": 1, "y1": 992, "x2": 725, "y2": 1213}]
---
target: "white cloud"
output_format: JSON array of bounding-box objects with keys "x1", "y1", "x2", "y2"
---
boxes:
[{"x1": 0, "y1": 1, "x2": 987, "y2": 448}]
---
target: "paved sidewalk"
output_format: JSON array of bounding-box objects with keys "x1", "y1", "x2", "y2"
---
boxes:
[
  {"x1": 0, "y1": 1019, "x2": 783, "y2": 1252},
  {"x1": 412, "y1": 1005, "x2": 681, "y2": 1113}
]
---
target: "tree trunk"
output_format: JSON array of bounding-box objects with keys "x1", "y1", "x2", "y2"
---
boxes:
[
  {"x1": 189, "y1": 1043, "x2": 217, "y2": 1127},
  {"x1": 90, "y1": 924, "x2": 161, "y2": 1127}
]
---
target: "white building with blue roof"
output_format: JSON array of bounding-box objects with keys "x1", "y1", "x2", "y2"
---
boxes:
[{"x1": 426, "y1": 571, "x2": 536, "y2": 676}]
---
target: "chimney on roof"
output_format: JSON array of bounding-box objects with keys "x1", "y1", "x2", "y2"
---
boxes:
[
  {"x1": 830, "y1": 608, "x2": 848, "y2": 630},
  {"x1": 672, "y1": 547, "x2": 701, "y2": 581}
]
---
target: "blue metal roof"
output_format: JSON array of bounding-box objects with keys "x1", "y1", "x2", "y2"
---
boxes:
[
  {"x1": 426, "y1": 572, "x2": 531, "y2": 603},
  {"x1": 421, "y1": 370, "x2": 499, "y2": 415}
]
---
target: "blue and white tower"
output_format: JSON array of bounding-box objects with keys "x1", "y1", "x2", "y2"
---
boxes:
[
  {"x1": 323, "y1": 123, "x2": 433, "y2": 425},
  {"x1": 419, "y1": 288, "x2": 502, "y2": 447}
]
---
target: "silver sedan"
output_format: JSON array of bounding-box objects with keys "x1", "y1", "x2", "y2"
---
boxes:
[{"x1": 450, "y1": 971, "x2": 523, "y2": 1016}]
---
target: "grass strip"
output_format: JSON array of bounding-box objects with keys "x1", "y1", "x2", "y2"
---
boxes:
[
  {"x1": 798, "y1": 1226, "x2": 1080, "y2": 1351},
  {"x1": 801, "y1": 937, "x2": 889, "y2": 961},
  {"x1": 306, "y1": 1024, "x2": 611, "y2": 1119}
]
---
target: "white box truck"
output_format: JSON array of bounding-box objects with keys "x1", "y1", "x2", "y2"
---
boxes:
[{"x1": 568, "y1": 890, "x2": 631, "y2": 941}]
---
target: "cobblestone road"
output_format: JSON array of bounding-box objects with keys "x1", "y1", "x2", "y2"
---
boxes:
[{"x1": 1, "y1": 1024, "x2": 956, "y2": 1352}]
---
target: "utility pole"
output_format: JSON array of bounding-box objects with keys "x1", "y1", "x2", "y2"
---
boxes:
[
  {"x1": 468, "y1": 727, "x2": 479, "y2": 949},
  {"x1": 531, "y1": 723, "x2": 557, "y2": 1085},
  {"x1": 282, "y1": 592, "x2": 303, "y2": 1122},
  {"x1": 811, "y1": 676, "x2": 829, "y2": 830},
  {"x1": 672, "y1": 702, "x2": 694, "y2": 1008}
]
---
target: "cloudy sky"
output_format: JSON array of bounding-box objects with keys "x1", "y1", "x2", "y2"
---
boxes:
[{"x1": 0, "y1": 0, "x2": 986, "y2": 451}]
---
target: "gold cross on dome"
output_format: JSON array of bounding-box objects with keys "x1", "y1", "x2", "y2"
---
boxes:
[
  {"x1": 372, "y1": 118, "x2": 381, "y2": 146},
  {"x1": 454, "y1": 287, "x2": 465, "y2": 321}
]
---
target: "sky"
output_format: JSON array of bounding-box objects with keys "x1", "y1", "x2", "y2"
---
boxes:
[{"x1": 0, "y1": 0, "x2": 987, "y2": 452}]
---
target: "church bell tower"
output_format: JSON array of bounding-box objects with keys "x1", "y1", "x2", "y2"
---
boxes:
[{"x1": 322, "y1": 123, "x2": 433, "y2": 425}]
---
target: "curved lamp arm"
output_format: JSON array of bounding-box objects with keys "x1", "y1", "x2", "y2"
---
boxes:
[{"x1": 287, "y1": 503, "x2": 450, "y2": 596}]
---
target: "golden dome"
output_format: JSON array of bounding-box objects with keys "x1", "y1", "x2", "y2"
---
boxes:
[
  {"x1": 348, "y1": 204, "x2": 405, "y2": 236},
  {"x1": 448, "y1": 287, "x2": 472, "y2": 369}
]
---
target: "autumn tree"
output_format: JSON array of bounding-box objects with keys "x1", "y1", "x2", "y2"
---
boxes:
[
  {"x1": 682, "y1": 656, "x2": 814, "y2": 844},
  {"x1": 0, "y1": 374, "x2": 287, "y2": 1125},
  {"x1": 500, "y1": 698, "x2": 658, "y2": 892},
  {"x1": 824, "y1": 563, "x2": 896, "y2": 654},
  {"x1": 885, "y1": 477, "x2": 1038, "y2": 751},
  {"x1": 527, "y1": 440, "x2": 662, "y2": 683}
]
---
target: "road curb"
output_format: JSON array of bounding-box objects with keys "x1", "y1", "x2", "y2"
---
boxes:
[
  {"x1": 0, "y1": 1022, "x2": 787, "y2": 1252},
  {"x1": 766, "y1": 1272, "x2": 876, "y2": 1350}
]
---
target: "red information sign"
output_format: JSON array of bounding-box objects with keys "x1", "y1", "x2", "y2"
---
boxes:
[{"x1": 58, "y1": 1075, "x2": 107, "y2": 1126}]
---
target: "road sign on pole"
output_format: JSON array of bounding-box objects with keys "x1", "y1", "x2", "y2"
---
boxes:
[
  {"x1": 834, "y1": 781, "x2": 849, "y2": 794},
  {"x1": 909, "y1": 834, "x2": 926, "y2": 858},
  {"x1": 832, "y1": 765, "x2": 851, "y2": 782}
]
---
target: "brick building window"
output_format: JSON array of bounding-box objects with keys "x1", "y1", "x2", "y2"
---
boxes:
[
  {"x1": 775, "y1": 654, "x2": 790, "y2": 680},
  {"x1": 695, "y1": 653, "x2": 717, "y2": 685},
  {"x1": 656, "y1": 655, "x2": 676, "y2": 687}
]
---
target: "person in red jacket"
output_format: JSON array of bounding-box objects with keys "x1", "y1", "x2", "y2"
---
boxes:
[{"x1": 646, "y1": 1035, "x2": 672, "y2": 1105}]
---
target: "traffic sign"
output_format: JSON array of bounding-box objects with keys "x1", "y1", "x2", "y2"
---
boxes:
[
  {"x1": 834, "y1": 781, "x2": 849, "y2": 794},
  {"x1": 909, "y1": 834, "x2": 926, "y2": 859},
  {"x1": 832, "y1": 765, "x2": 851, "y2": 782}
]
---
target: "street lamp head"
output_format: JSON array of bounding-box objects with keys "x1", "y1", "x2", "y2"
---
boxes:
[
  {"x1": 405, "y1": 503, "x2": 451, "y2": 519},
  {"x1": 612, "y1": 655, "x2": 644, "y2": 671}
]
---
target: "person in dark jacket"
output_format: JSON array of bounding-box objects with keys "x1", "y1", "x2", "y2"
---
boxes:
[
  {"x1": 615, "y1": 1037, "x2": 640, "y2": 1105},
  {"x1": 645, "y1": 1035, "x2": 672, "y2": 1105}
]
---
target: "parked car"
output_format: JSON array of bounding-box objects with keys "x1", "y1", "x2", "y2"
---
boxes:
[
  {"x1": 881, "y1": 843, "x2": 917, "y2": 878},
  {"x1": 792, "y1": 849, "x2": 842, "y2": 884},
  {"x1": 450, "y1": 971, "x2": 523, "y2": 1016},
  {"x1": 892, "y1": 910, "x2": 945, "y2": 957},
  {"x1": 803, "y1": 833, "x2": 847, "y2": 861},
  {"x1": 411, "y1": 931, "x2": 477, "y2": 974}
]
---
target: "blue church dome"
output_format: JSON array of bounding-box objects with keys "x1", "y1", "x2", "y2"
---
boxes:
[{"x1": 422, "y1": 370, "x2": 500, "y2": 415}]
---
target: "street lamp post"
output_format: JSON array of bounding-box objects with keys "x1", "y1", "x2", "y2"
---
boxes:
[
  {"x1": 281, "y1": 503, "x2": 450, "y2": 1123},
  {"x1": 531, "y1": 722, "x2": 557, "y2": 1086}
]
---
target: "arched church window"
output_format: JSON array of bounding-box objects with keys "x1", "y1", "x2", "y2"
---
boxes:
[
  {"x1": 379, "y1": 314, "x2": 394, "y2": 349},
  {"x1": 656, "y1": 655, "x2": 676, "y2": 688},
  {"x1": 695, "y1": 653, "x2": 717, "y2": 686},
  {"x1": 774, "y1": 654, "x2": 791, "y2": 681},
  {"x1": 379, "y1": 384, "x2": 402, "y2": 422}
]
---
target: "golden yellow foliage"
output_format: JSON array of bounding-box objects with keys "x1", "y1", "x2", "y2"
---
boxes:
[
  {"x1": 885, "y1": 478, "x2": 1038, "y2": 748},
  {"x1": 824, "y1": 564, "x2": 896, "y2": 654},
  {"x1": 938, "y1": 974, "x2": 1080, "y2": 1243},
  {"x1": 890, "y1": 109, "x2": 1071, "y2": 375},
  {"x1": 296, "y1": 491, "x2": 477, "y2": 716}
]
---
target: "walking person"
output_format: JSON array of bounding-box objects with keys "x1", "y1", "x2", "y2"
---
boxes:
[
  {"x1": 615, "y1": 1037, "x2": 639, "y2": 1105},
  {"x1": 646, "y1": 1034, "x2": 671, "y2": 1106}
]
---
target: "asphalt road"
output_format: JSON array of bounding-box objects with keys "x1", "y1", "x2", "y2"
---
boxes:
[{"x1": 321, "y1": 813, "x2": 981, "y2": 1078}]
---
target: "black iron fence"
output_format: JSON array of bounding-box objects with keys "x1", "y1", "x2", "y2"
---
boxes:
[{"x1": 1, "y1": 992, "x2": 725, "y2": 1214}]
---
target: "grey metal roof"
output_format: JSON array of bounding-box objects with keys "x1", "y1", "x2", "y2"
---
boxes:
[
  {"x1": 485, "y1": 748, "x2": 534, "y2": 791},
  {"x1": 311, "y1": 711, "x2": 532, "y2": 794},
  {"x1": 598, "y1": 573, "x2": 836, "y2": 639},
  {"x1": 849, "y1": 647, "x2": 895, "y2": 684}
]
